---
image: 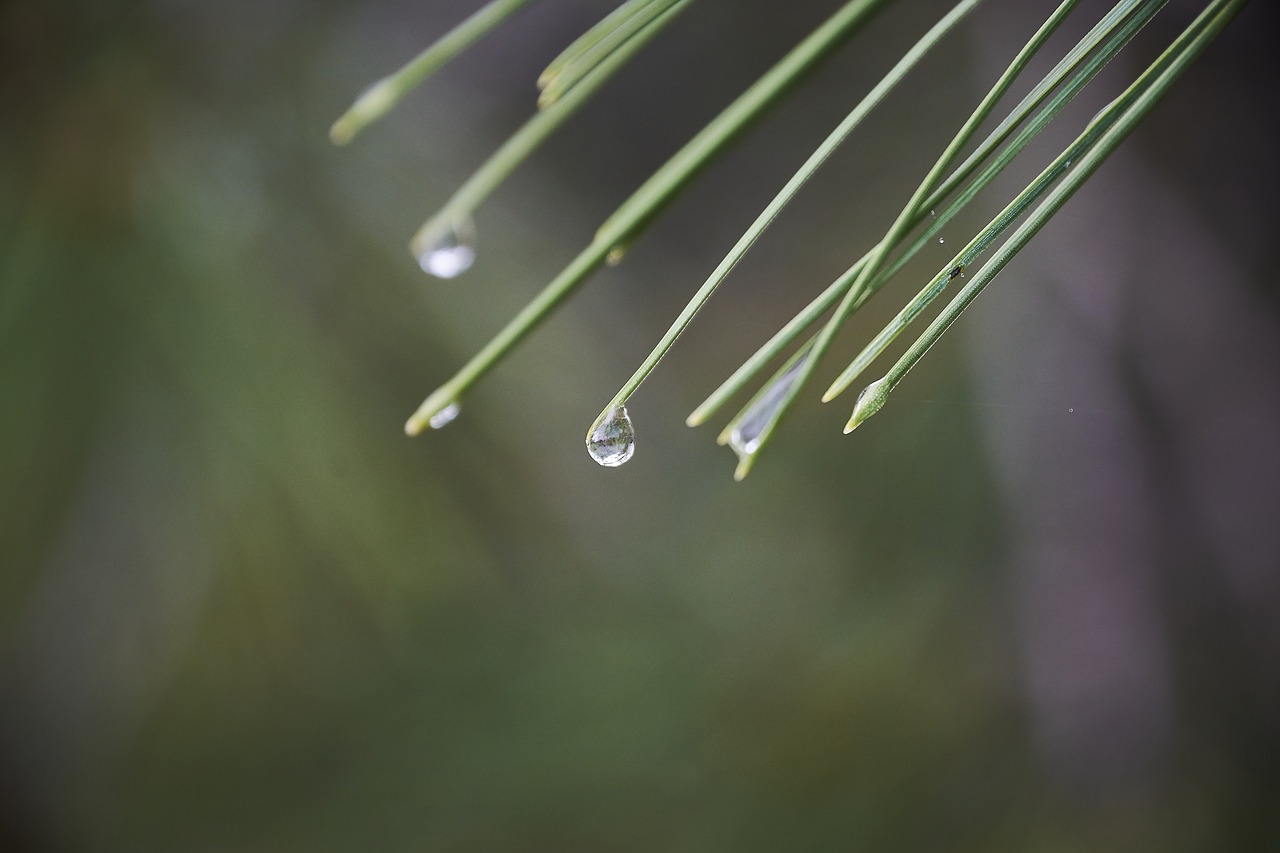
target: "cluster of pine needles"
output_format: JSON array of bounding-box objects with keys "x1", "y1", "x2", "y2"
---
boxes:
[{"x1": 331, "y1": 0, "x2": 1244, "y2": 480}]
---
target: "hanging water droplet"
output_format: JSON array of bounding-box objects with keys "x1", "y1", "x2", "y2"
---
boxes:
[
  {"x1": 728, "y1": 355, "x2": 808, "y2": 458},
  {"x1": 416, "y1": 217, "x2": 477, "y2": 279},
  {"x1": 587, "y1": 406, "x2": 635, "y2": 467},
  {"x1": 938, "y1": 237, "x2": 945, "y2": 244},
  {"x1": 428, "y1": 401, "x2": 461, "y2": 430}
]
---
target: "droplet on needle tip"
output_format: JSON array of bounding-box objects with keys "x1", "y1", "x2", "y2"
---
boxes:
[
  {"x1": 587, "y1": 406, "x2": 636, "y2": 468},
  {"x1": 428, "y1": 402, "x2": 461, "y2": 429},
  {"x1": 414, "y1": 217, "x2": 477, "y2": 279}
]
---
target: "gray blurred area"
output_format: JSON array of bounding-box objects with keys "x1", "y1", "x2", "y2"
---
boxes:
[{"x1": 2, "y1": 0, "x2": 1277, "y2": 849}]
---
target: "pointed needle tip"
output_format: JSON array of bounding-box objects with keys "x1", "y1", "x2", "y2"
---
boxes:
[
  {"x1": 408, "y1": 232, "x2": 429, "y2": 259},
  {"x1": 328, "y1": 121, "x2": 354, "y2": 146}
]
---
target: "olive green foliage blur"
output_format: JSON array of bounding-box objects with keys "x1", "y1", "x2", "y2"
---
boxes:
[{"x1": 2, "y1": 0, "x2": 1278, "y2": 851}]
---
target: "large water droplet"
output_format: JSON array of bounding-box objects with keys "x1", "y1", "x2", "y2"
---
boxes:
[
  {"x1": 729, "y1": 355, "x2": 808, "y2": 457},
  {"x1": 587, "y1": 406, "x2": 635, "y2": 467},
  {"x1": 428, "y1": 401, "x2": 461, "y2": 430},
  {"x1": 416, "y1": 217, "x2": 476, "y2": 279}
]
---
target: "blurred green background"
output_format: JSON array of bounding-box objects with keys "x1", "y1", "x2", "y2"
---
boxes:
[{"x1": 2, "y1": 0, "x2": 1278, "y2": 850}]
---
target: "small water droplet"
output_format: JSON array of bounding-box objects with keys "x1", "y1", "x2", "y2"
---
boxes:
[
  {"x1": 930, "y1": 209, "x2": 936, "y2": 218},
  {"x1": 938, "y1": 237, "x2": 945, "y2": 244},
  {"x1": 729, "y1": 355, "x2": 808, "y2": 457},
  {"x1": 1064, "y1": 159, "x2": 1072, "y2": 167},
  {"x1": 587, "y1": 406, "x2": 635, "y2": 467},
  {"x1": 1068, "y1": 407, "x2": 1075, "y2": 413},
  {"x1": 428, "y1": 401, "x2": 461, "y2": 429},
  {"x1": 416, "y1": 217, "x2": 476, "y2": 279}
]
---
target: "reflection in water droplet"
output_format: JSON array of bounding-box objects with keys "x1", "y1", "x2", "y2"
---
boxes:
[
  {"x1": 587, "y1": 406, "x2": 635, "y2": 467},
  {"x1": 429, "y1": 401, "x2": 461, "y2": 429},
  {"x1": 729, "y1": 355, "x2": 808, "y2": 457},
  {"x1": 416, "y1": 218, "x2": 477, "y2": 279}
]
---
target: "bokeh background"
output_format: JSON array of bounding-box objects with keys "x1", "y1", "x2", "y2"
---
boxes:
[{"x1": 2, "y1": 0, "x2": 1278, "y2": 849}]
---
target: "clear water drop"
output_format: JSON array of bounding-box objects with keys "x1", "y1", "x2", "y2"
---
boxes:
[
  {"x1": 930, "y1": 209, "x2": 936, "y2": 217},
  {"x1": 938, "y1": 237, "x2": 945, "y2": 244},
  {"x1": 416, "y1": 217, "x2": 476, "y2": 279},
  {"x1": 587, "y1": 406, "x2": 635, "y2": 467},
  {"x1": 729, "y1": 355, "x2": 808, "y2": 457},
  {"x1": 428, "y1": 401, "x2": 461, "y2": 429}
]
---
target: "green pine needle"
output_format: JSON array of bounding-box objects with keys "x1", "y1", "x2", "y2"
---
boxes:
[
  {"x1": 845, "y1": 0, "x2": 1245, "y2": 432},
  {"x1": 329, "y1": 0, "x2": 536, "y2": 146},
  {"x1": 587, "y1": 0, "x2": 983, "y2": 448},
  {"x1": 406, "y1": 0, "x2": 894, "y2": 435}
]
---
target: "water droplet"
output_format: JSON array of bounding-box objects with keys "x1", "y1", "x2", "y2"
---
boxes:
[
  {"x1": 428, "y1": 401, "x2": 461, "y2": 429},
  {"x1": 1064, "y1": 159, "x2": 1073, "y2": 167},
  {"x1": 938, "y1": 237, "x2": 945, "y2": 244},
  {"x1": 929, "y1": 209, "x2": 936, "y2": 218},
  {"x1": 1068, "y1": 407, "x2": 1075, "y2": 413},
  {"x1": 729, "y1": 355, "x2": 808, "y2": 457},
  {"x1": 416, "y1": 217, "x2": 476, "y2": 279},
  {"x1": 587, "y1": 406, "x2": 635, "y2": 467}
]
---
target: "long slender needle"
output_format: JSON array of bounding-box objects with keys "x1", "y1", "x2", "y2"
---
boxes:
[
  {"x1": 847, "y1": 0, "x2": 1245, "y2": 433},
  {"x1": 727, "y1": 0, "x2": 1083, "y2": 479},
  {"x1": 541, "y1": 0, "x2": 686, "y2": 109},
  {"x1": 409, "y1": 0, "x2": 691, "y2": 260},
  {"x1": 406, "y1": 0, "x2": 894, "y2": 435},
  {"x1": 587, "y1": 0, "x2": 983, "y2": 443},
  {"x1": 710, "y1": 0, "x2": 1164, "y2": 478},
  {"x1": 330, "y1": 0, "x2": 537, "y2": 145},
  {"x1": 539, "y1": 0, "x2": 665, "y2": 89},
  {"x1": 688, "y1": 0, "x2": 1154, "y2": 430}
]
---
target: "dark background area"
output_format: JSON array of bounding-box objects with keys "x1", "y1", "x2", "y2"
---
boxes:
[{"x1": 2, "y1": 0, "x2": 1278, "y2": 849}]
